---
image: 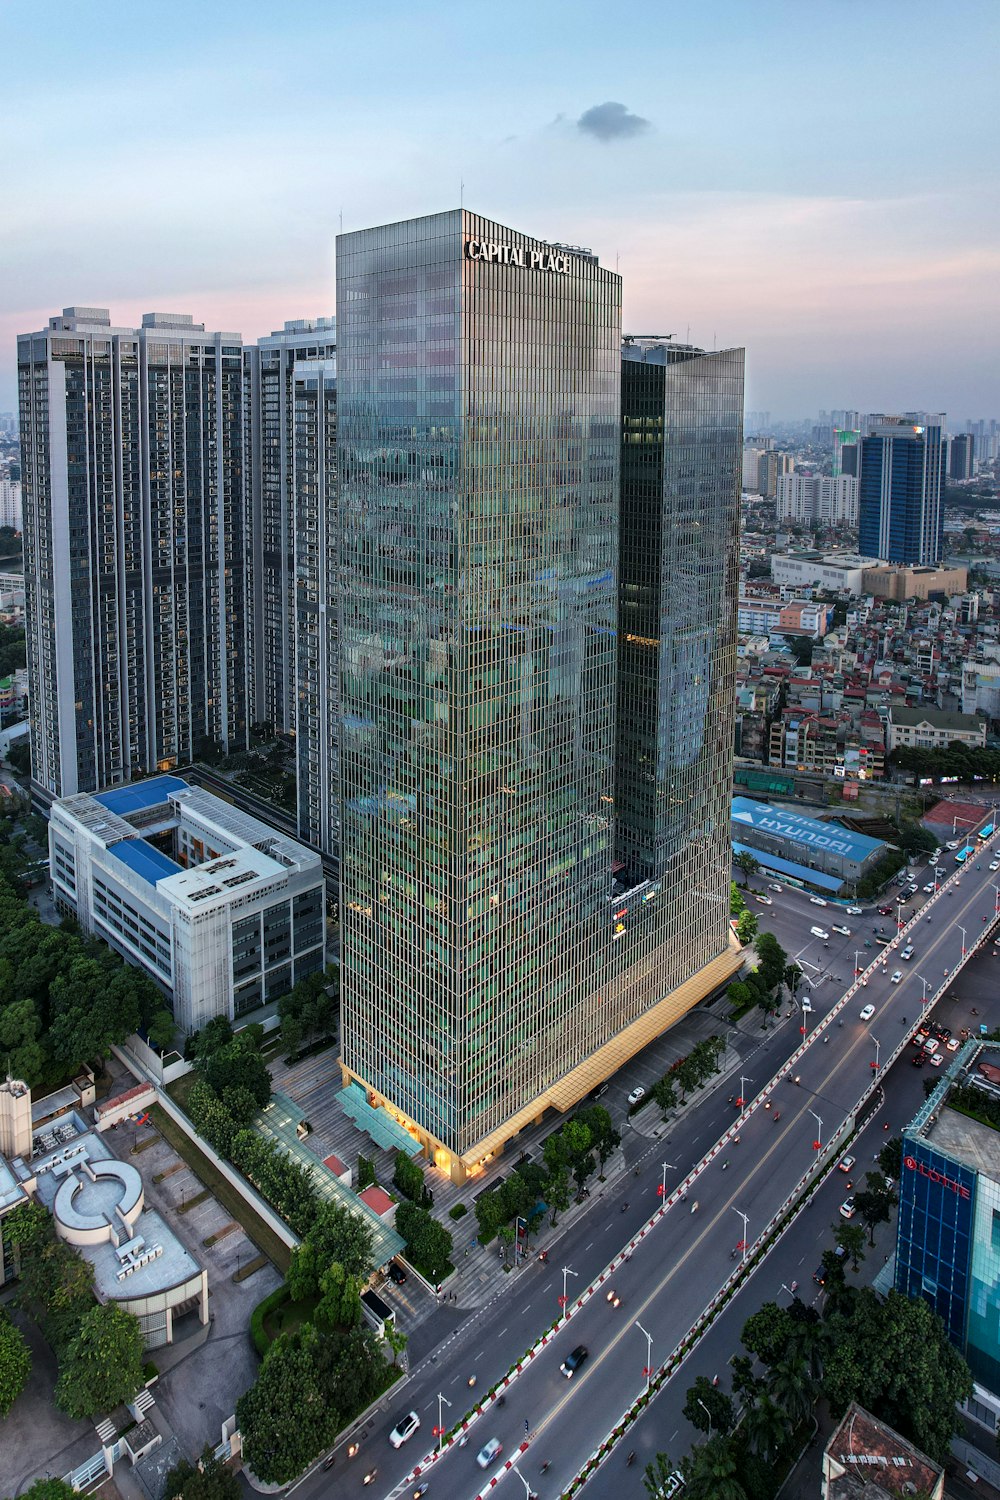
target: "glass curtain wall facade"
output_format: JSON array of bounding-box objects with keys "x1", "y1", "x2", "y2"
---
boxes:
[
  {"x1": 17, "y1": 309, "x2": 247, "y2": 798},
  {"x1": 858, "y1": 417, "x2": 946, "y2": 565},
  {"x1": 337, "y1": 211, "x2": 621, "y2": 1166},
  {"x1": 615, "y1": 340, "x2": 743, "y2": 988}
]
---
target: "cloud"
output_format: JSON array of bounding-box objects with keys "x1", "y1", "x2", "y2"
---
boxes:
[{"x1": 577, "y1": 101, "x2": 650, "y2": 143}]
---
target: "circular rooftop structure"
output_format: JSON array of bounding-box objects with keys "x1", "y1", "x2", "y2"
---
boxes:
[{"x1": 53, "y1": 1156, "x2": 143, "y2": 1245}]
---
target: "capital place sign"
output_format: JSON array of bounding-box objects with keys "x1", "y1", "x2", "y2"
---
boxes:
[{"x1": 465, "y1": 239, "x2": 571, "y2": 273}]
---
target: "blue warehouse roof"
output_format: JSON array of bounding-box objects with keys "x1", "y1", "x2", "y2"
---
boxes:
[
  {"x1": 93, "y1": 775, "x2": 190, "y2": 817},
  {"x1": 731, "y1": 797, "x2": 885, "y2": 865},
  {"x1": 108, "y1": 838, "x2": 183, "y2": 886}
]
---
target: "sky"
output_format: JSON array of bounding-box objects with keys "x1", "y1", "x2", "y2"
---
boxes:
[{"x1": 1, "y1": 0, "x2": 998, "y2": 421}]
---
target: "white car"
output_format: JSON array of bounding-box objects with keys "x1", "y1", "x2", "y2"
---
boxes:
[
  {"x1": 929, "y1": 1052, "x2": 946, "y2": 1067},
  {"x1": 809, "y1": 896, "x2": 827, "y2": 907},
  {"x1": 923, "y1": 882, "x2": 936, "y2": 893},
  {"x1": 389, "y1": 1411, "x2": 421, "y2": 1449},
  {"x1": 946, "y1": 1037, "x2": 961, "y2": 1052},
  {"x1": 477, "y1": 1438, "x2": 503, "y2": 1470},
  {"x1": 859, "y1": 1004, "x2": 875, "y2": 1021},
  {"x1": 846, "y1": 905, "x2": 863, "y2": 915},
  {"x1": 890, "y1": 970, "x2": 903, "y2": 984},
  {"x1": 769, "y1": 883, "x2": 783, "y2": 893},
  {"x1": 900, "y1": 946, "x2": 914, "y2": 960},
  {"x1": 810, "y1": 926, "x2": 830, "y2": 940},
  {"x1": 627, "y1": 1085, "x2": 645, "y2": 1106},
  {"x1": 754, "y1": 893, "x2": 772, "y2": 905},
  {"x1": 946, "y1": 840, "x2": 959, "y2": 850},
  {"x1": 839, "y1": 1197, "x2": 856, "y2": 1219},
  {"x1": 838, "y1": 1156, "x2": 855, "y2": 1174},
  {"x1": 832, "y1": 924, "x2": 851, "y2": 936},
  {"x1": 991, "y1": 861, "x2": 1000, "y2": 872}
]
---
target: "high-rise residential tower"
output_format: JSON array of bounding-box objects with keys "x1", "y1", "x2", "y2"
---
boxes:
[
  {"x1": 243, "y1": 318, "x2": 337, "y2": 740},
  {"x1": 18, "y1": 309, "x2": 248, "y2": 798},
  {"x1": 335, "y1": 212, "x2": 743, "y2": 1181},
  {"x1": 858, "y1": 416, "x2": 946, "y2": 566}
]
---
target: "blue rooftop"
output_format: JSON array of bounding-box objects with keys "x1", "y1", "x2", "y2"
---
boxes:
[
  {"x1": 108, "y1": 839, "x2": 182, "y2": 886},
  {"x1": 93, "y1": 776, "x2": 189, "y2": 817},
  {"x1": 732, "y1": 841, "x2": 843, "y2": 892},
  {"x1": 731, "y1": 797, "x2": 885, "y2": 865}
]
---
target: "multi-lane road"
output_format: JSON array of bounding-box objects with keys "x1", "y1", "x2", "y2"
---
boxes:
[{"x1": 296, "y1": 827, "x2": 1000, "y2": 1500}]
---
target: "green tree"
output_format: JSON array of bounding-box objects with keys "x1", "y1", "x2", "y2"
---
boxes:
[
  {"x1": 766, "y1": 1353, "x2": 816, "y2": 1427},
  {"x1": 680, "y1": 1434, "x2": 747, "y2": 1500},
  {"x1": 395, "y1": 1202, "x2": 452, "y2": 1281},
  {"x1": 576, "y1": 1104, "x2": 620, "y2": 1176},
  {"x1": 783, "y1": 963, "x2": 803, "y2": 1002},
  {"x1": 835, "y1": 1221, "x2": 867, "y2": 1271},
  {"x1": 642, "y1": 1454, "x2": 681, "y2": 1499},
  {"x1": 237, "y1": 1326, "x2": 335, "y2": 1484},
  {"x1": 728, "y1": 1353, "x2": 763, "y2": 1405},
  {"x1": 754, "y1": 932, "x2": 787, "y2": 992},
  {"x1": 740, "y1": 1302, "x2": 794, "y2": 1368},
  {"x1": 146, "y1": 1008, "x2": 176, "y2": 1051},
  {"x1": 822, "y1": 1289, "x2": 972, "y2": 1464},
  {"x1": 287, "y1": 1202, "x2": 376, "y2": 1298},
  {"x1": 734, "y1": 851, "x2": 760, "y2": 885},
  {"x1": 683, "y1": 1374, "x2": 734, "y2": 1434},
  {"x1": 0, "y1": 996, "x2": 45, "y2": 1085},
  {"x1": 11, "y1": 1482, "x2": 78, "y2": 1500},
  {"x1": 730, "y1": 882, "x2": 747, "y2": 917},
  {"x1": 383, "y1": 1323, "x2": 408, "y2": 1367},
  {"x1": 279, "y1": 1011, "x2": 304, "y2": 1059},
  {"x1": 357, "y1": 1154, "x2": 377, "y2": 1191},
  {"x1": 201, "y1": 1036, "x2": 271, "y2": 1109},
  {"x1": 546, "y1": 1167, "x2": 571, "y2": 1226},
  {"x1": 0, "y1": 1307, "x2": 30, "y2": 1417},
  {"x1": 741, "y1": 1395, "x2": 790, "y2": 1463},
  {"x1": 675, "y1": 1055, "x2": 702, "y2": 1102},
  {"x1": 55, "y1": 1303, "x2": 144, "y2": 1418},
  {"x1": 497, "y1": 1223, "x2": 515, "y2": 1266},
  {"x1": 735, "y1": 910, "x2": 758, "y2": 945},
  {"x1": 878, "y1": 1136, "x2": 902, "y2": 1180},
  {"x1": 853, "y1": 1186, "x2": 893, "y2": 1247},
  {"x1": 165, "y1": 1446, "x2": 241, "y2": 1500},
  {"x1": 652, "y1": 1076, "x2": 678, "y2": 1119}
]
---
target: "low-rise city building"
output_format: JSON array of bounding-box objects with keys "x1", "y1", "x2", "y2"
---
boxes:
[
  {"x1": 49, "y1": 775, "x2": 325, "y2": 1034},
  {"x1": 885, "y1": 705, "x2": 987, "y2": 753},
  {"x1": 730, "y1": 795, "x2": 888, "y2": 891}
]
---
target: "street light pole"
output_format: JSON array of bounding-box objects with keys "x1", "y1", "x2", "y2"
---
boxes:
[
  {"x1": 918, "y1": 974, "x2": 931, "y2": 1005},
  {"x1": 992, "y1": 882, "x2": 1000, "y2": 913},
  {"x1": 809, "y1": 1108, "x2": 823, "y2": 1151},
  {"x1": 731, "y1": 1205, "x2": 749, "y2": 1263},
  {"x1": 436, "y1": 1392, "x2": 452, "y2": 1453},
  {"x1": 959, "y1": 924, "x2": 967, "y2": 957},
  {"x1": 511, "y1": 1463, "x2": 536, "y2": 1499},
  {"x1": 658, "y1": 1160, "x2": 675, "y2": 1205},
  {"x1": 635, "y1": 1319, "x2": 654, "y2": 1394},
  {"x1": 697, "y1": 1398, "x2": 713, "y2": 1435},
  {"x1": 854, "y1": 947, "x2": 861, "y2": 976},
  {"x1": 869, "y1": 1032, "x2": 881, "y2": 1072},
  {"x1": 738, "y1": 1073, "x2": 750, "y2": 1108},
  {"x1": 559, "y1": 1265, "x2": 578, "y2": 1321}
]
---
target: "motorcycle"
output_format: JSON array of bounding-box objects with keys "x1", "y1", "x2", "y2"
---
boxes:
[
  {"x1": 606, "y1": 1288, "x2": 621, "y2": 1307},
  {"x1": 363, "y1": 1470, "x2": 378, "y2": 1487},
  {"x1": 691, "y1": 1200, "x2": 699, "y2": 1213},
  {"x1": 773, "y1": 1111, "x2": 781, "y2": 1121}
]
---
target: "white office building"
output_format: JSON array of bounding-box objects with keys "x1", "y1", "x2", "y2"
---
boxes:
[
  {"x1": 770, "y1": 550, "x2": 877, "y2": 595},
  {"x1": 49, "y1": 776, "x2": 325, "y2": 1034}
]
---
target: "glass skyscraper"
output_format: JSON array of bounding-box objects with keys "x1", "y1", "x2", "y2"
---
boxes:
[
  {"x1": 858, "y1": 415, "x2": 946, "y2": 565},
  {"x1": 336, "y1": 212, "x2": 743, "y2": 1180}
]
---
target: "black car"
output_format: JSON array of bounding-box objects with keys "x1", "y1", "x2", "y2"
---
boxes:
[
  {"x1": 933, "y1": 1023, "x2": 952, "y2": 1040},
  {"x1": 388, "y1": 1261, "x2": 407, "y2": 1285},
  {"x1": 560, "y1": 1344, "x2": 589, "y2": 1378},
  {"x1": 911, "y1": 1051, "x2": 926, "y2": 1067}
]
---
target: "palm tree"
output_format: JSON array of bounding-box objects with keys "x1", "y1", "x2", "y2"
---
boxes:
[
  {"x1": 742, "y1": 1395, "x2": 790, "y2": 1464},
  {"x1": 785, "y1": 1315, "x2": 830, "y2": 1382},
  {"x1": 681, "y1": 1435, "x2": 747, "y2": 1500},
  {"x1": 766, "y1": 1354, "x2": 815, "y2": 1427}
]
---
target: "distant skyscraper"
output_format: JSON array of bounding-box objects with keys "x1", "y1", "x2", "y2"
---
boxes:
[
  {"x1": 334, "y1": 211, "x2": 742, "y2": 1182},
  {"x1": 949, "y1": 432, "x2": 975, "y2": 481},
  {"x1": 858, "y1": 416, "x2": 946, "y2": 566},
  {"x1": 243, "y1": 318, "x2": 337, "y2": 739},
  {"x1": 18, "y1": 308, "x2": 248, "y2": 797},
  {"x1": 0, "y1": 479, "x2": 21, "y2": 531},
  {"x1": 833, "y1": 427, "x2": 861, "y2": 479}
]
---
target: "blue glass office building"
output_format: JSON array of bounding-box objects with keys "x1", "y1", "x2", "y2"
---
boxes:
[
  {"x1": 335, "y1": 212, "x2": 743, "y2": 1180},
  {"x1": 858, "y1": 417, "x2": 946, "y2": 565},
  {"x1": 896, "y1": 1059, "x2": 1000, "y2": 1398}
]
